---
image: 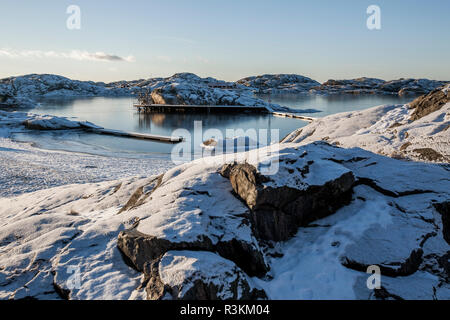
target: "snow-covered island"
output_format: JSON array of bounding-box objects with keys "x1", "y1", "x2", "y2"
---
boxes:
[
  {"x1": 0, "y1": 84, "x2": 448, "y2": 300},
  {"x1": 236, "y1": 74, "x2": 321, "y2": 94},
  {"x1": 1, "y1": 73, "x2": 448, "y2": 112},
  {"x1": 310, "y1": 77, "x2": 449, "y2": 96},
  {"x1": 235, "y1": 74, "x2": 448, "y2": 95},
  {"x1": 0, "y1": 73, "x2": 313, "y2": 114}
]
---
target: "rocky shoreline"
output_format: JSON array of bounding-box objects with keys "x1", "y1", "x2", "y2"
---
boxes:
[{"x1": 284, "y1": 85, "x2": 450, "y2": 162}]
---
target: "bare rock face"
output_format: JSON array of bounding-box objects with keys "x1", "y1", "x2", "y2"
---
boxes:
[
  {"x1": 151, "y1": 85, "x2": 183, "y2": 105},
  {"x1": 342, "y1": 248, "x2": 424, "y2": 277},
  {"x1": 116, "y1": 163, "x2": 270, "y2": 281},
  {"x1": 412, "y1": 148, "x2": 446, "y2": 162},
  {"x1": 434, "y1": 201, "x2": 450, "y2": 244},
  {"x1": 144, "y1": 251, "x2": 266, "y2": 300},
  {"x1": 117, "y1": 228, "x2": 268, "y2": 277},
  {"x1": 221, "y1": 154, "x2": 355, "y2": 241},
  {"x1": 150, "y1": 80, "x2": 270, "y2": 107},
  {"x1": 410, "y1": 85, "x2": 450, "y2": 121}
]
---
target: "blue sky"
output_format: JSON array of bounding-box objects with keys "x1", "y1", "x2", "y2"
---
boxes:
[{"x1": 0, "y1": 0, "x2": 449, "y2": 82}]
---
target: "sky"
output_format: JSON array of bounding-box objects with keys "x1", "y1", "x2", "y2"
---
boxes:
[{"x1": 0, "y1": 0, "x2": 449, "y2": 83}]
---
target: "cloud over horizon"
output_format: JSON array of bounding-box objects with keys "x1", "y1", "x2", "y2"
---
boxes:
[{"x1": 0, "y1": 49, "x2": 135, "y2": 63}]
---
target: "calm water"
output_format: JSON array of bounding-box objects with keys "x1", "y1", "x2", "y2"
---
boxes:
[
  {"x1": 256, "y1": 93, "x2": 418, "y2": 117},
  {"x1": 13, "y1": 97, "x2": 303, "y2": 158},
  {"x1": 12, "y1": 94, "x2": 418, "y2": 159}
]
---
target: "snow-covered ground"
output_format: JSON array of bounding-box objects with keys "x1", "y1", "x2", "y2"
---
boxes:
[
  {"x1": 0, "y1": 111, "x2": 174, "y2": 198},
  {"x1": 0, "y1": 138, "x2": 172, "y2": 198},
  {"x1": 1, "y1": 141, "x2": 448, "y2": 300}
]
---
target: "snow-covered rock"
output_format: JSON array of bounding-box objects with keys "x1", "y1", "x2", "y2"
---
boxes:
[
  {"x1": 0, "y1": 110, "x2": 101, "y2": 131},
  {"x1": 237, "y1": 74, "x2": 320, "y2": 94},
  {"x1": 145, "y1": 250, "x2": 266, "y2": 300},
  {"x1": 311, "y1": 77, "x2": 448, "y2": 96},
  {"x1": 23, "y1": 116, "x2": 101, "y2": 130},
  {"x1": 0, "y1": 176, "x2": 158, "y2": 300},
  {"x1": 220, "y1": 158, "x2": 354, "y2": 241},
  {"x1": 0, "y1": 74, "x2": 135, "y2": 101},
  {"x1": 150, "y1": 82, "x2": 256, "y2": 106},
  {"x1": 1, "y1": 79, "x2": 449, "y2": 301},
  {"x1": 148, "y1": 73, "x2": 315, "y2": 113},
  {"x1": 1, "y1": 138, "x2": 449, "y2": 300},
  {"x1": 383, "y1": 79, "x2": 448, "y2": 96},
  {"x1": 283, "y1": 86, "x2": 450, "y2": 162},
  {"x1": 117, "y1": 161, "x2": 269, "y2": 278},
  {"x1": 310, "y1": 77, "x2": 385, "y2": 95}
]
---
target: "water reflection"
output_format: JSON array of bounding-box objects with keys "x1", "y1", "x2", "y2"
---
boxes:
[
  {"x1": 137, "y1": 111, "x2": 274, "y2": 132},
  {"x1": 256, "y1": 93, "x2": 419, "y2": 117}
]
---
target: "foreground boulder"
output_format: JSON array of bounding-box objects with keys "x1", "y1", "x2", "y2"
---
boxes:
[
  {"x1": 144, "y1": 251, "x2": 266, "y2": 300},
  {"x1": 116, "y1": 162, "x2": 269, "y2": 278},
  {"x1": 221, "y1": 149, "x2": 355, "y2": 241},
  {"x1": 118, "y1": 228, "x2": 268, "y2": 277}
]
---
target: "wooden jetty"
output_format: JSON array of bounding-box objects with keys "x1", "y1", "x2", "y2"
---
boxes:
[
  {"x1": 79, "y1": 123, "x2": 183, "y2": 143},
  {"x1": 272, "y1": 112, "x2": 316, "y2": 122},
  {"x1": 134, "y1": 104, "x2": 269, "y2": 113}
]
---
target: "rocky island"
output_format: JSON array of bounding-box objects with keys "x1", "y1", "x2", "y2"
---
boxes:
[{"x1": 1, "y1": 73, "x2": 448, "y2": 111}]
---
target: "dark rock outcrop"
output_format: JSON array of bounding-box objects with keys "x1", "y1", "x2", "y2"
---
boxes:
[
  {"x1": 220, "y1": 161, "x2": 355, "y2": 241},
  {"x1": 341, "y1": 248, "x2": 424, "y2": 277},
  {"x1": 143, "y1": 251, "x2": 267, "y2": 300},
  {"x1": 413, "y1": 148, "x2": 446, "y2": 162},
  {"x1": 409, "y1": 86, "x2": 450, "y2": 121},
  {"x1": 434, "y1": 201, "x2": 450, "y2": 244},
  {"x1": 117, "y1": 228, "x2": 268, "y2": 277}
]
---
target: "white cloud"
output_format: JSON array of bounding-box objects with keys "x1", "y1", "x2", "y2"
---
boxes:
[{"x1": 0, "y1": 48, "x2": 135, "y2": 62}]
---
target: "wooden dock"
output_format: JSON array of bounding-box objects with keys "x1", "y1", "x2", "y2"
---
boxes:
[
  {"x1": 134, "y1": 104, "x2": 269, "y2": 113},
  {"x1": 79, "y1": 123, "x2": 183, "y2": 143},
  {"x1": 272, "y1": 112, "x2": 316, "y2": 122}
]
